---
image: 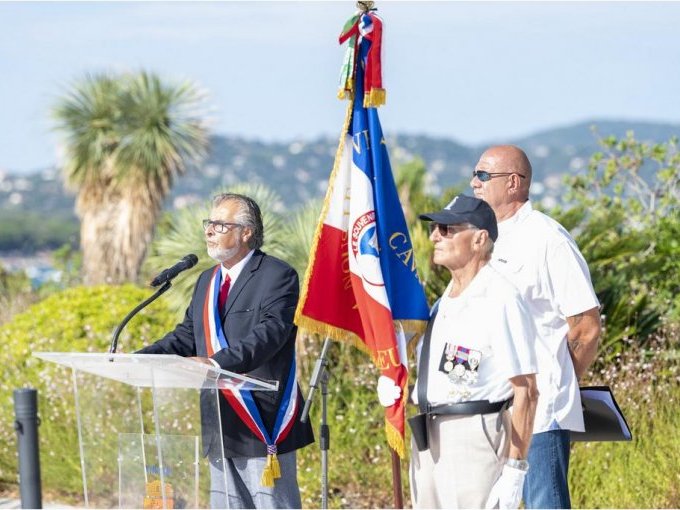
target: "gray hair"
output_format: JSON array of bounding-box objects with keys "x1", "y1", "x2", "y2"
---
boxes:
[
  {"x1": 461, "y1": 222, "x2": 495, "y2": 261},
  {"x1": 212, "y1": 193, "x2": 264, "y2": 250},
  {"x1": 480, "y1": 235, "x2": 495, "y2": 261}
]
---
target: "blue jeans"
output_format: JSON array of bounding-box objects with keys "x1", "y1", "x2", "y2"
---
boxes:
[{"x1": 523, "y1": 429, "x2": 571, "y2": 509}]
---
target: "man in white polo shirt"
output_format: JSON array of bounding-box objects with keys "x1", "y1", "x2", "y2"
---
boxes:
[
  {"x1": 471, "y1": 145, "x2": 601, "y2": 509},
  {"x1": 405, "y1": 194, "x2": 538, "y2": 509}
]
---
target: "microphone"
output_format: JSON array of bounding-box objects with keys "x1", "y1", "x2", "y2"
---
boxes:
[{"x1": 150, "y1": 254, "x2": 199, "y2": 287}]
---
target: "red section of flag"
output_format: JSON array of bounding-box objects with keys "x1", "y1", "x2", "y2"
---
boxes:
[
  {"x1": 362, "y1": 14, "x2": 383, "y2": 99},
  {"x1": 349, "y1": 273, "x2": 407, "y2": 441},
  {"x1": 298, "y1": 223, "x2": 365, "y2": 341}
]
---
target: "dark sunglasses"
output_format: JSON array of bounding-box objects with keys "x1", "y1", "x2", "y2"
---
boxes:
[
  {"x1": 427, "y1": 223, "x2": 472, "y2": 238},
  {"x1": 472, "y1": 170, "x2": 526, "y2": 182}
]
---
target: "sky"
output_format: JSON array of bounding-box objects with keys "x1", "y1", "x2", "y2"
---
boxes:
[{"x1": 1, "y1": 1, "x2": 679, "y2": 173}]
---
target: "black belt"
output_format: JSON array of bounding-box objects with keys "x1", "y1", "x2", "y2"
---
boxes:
[{"x1": 427, "y1": 398, "x2": 512, "y2": 416}]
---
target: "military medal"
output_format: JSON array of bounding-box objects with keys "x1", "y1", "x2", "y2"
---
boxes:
[
  {"x1": 443, "y1": 342, "x2": 456, "y2": 373},
  {"x1": 438, "y1": 342, "x2": 482, "y2": 400},
  {"x1": 451, "y1": 363, "x2": 466, "y2": 379}
]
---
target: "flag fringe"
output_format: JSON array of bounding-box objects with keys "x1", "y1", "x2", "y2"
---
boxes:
[
  {"x1": 385, "y1": 418, "x2": 405, "y2": 459},
  {"x1": 294, "y1": 100, "x2": 353, "y2": 329},
  {"x1": 296, "y1": 316, "x2": 373, "y2": 357},
  {"x1": 363, "y1": 88, "x2": 386, "y2": 108}
]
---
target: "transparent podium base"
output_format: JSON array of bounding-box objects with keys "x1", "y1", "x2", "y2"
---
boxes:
[{"x1": 118, "y1": 433, "x2": 208, "y2": 509}]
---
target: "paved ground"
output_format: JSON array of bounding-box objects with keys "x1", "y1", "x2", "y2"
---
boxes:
[{"x1": 0, "y1": 498, "x2": 78, "y2": 508}]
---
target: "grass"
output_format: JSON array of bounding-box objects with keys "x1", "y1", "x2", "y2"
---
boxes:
[{"x1": 570, "y1": 329, "x2": 680, "y2": 508}]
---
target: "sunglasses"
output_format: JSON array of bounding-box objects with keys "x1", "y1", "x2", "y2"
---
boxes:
[
  {"x1": 472, "y1": 170, "x2": 526, "y2": 182},
  {"x1": 427, "y1": 223, "x2": 473, "y2": 238}
]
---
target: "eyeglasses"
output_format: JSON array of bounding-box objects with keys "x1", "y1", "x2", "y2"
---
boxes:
[
  {"x1": 202, "y1": 219, "x2": 244, "y2": 234},
  {"x1": 428, "y1": 223, "x2": 473, "y2": 238},
  {"x1": 472, "y1": 170, "x2": 526, "y2": 182}
]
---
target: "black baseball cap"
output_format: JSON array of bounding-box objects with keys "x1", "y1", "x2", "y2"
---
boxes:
[{"x1": 419, "y1": 194, "x2": 498, "y2": 241}]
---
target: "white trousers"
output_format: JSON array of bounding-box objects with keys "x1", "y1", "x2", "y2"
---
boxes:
[{"x1": 410, "y1": 410, "x2": 510, "y2": 509}]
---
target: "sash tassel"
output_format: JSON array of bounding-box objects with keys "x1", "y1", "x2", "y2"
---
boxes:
[{"x1": 261, "y1": 445, "x2": 281, "y2": 487}]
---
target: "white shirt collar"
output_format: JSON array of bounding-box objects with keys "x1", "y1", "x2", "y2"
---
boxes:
[
  {"x1": 445, "y1": 263, "x2": 495, "y2": 302},
  {"x1": 220, "y1": 249, "x2": 255, "y2": 284}
]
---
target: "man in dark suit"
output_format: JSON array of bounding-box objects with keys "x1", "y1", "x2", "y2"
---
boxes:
[{"x1": 137, "y1": 193, "x2": 314, "y2": 509}]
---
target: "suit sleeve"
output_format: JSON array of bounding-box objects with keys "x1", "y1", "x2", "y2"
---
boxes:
[
  {"x1": 211, "y1": 264, "x2": 299, "y2": 373},
  {"x1": 135, "y1": 277, "x2": 199, "y2": 357}
]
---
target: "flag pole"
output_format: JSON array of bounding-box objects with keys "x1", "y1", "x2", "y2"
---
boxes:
[{"x1": 391, "y1": 449, "x2": 403, "y2": 508}]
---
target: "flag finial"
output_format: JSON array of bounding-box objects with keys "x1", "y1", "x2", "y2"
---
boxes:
[{"x1": 357, "y1": 1, "x2": 375, "y2": 12}]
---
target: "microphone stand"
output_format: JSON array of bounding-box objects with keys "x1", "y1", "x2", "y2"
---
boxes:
[
  {"x1": 109, "y1": 281, "x2": 172, "y2": 354},
  {"x1": 300, "y1": 337, "x2": 332, "y2": 509}
]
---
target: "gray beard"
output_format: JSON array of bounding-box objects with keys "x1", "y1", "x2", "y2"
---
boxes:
[{"x1": 207, "y1": 245, "x2": 240, "y2": 263}]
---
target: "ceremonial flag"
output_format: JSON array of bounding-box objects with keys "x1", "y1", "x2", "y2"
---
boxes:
[{"x1": 295, "y1": 9, "x2": 429, "y2": 457}]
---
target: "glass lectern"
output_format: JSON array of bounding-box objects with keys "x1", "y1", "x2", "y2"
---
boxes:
[{"x1": 34, "y1": 352, "x2": 278, "y2": 509}]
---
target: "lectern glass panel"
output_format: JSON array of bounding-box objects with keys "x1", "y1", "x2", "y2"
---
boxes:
[{"x1": 35, "y1": 353, "x2": 276, "y2": 509}]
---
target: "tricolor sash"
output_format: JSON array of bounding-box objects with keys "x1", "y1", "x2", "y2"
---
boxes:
[{"x1": 203, "y1": 266, "x2": 299, "y2": 487}]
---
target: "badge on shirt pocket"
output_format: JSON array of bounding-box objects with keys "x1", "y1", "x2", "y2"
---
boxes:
[{"x1": 438, "y1": 343, "x2": 482, "y2": 383}]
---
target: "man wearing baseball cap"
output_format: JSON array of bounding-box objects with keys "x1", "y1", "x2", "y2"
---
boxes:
[{"x1": 407, "y1": 194, "x2": 539, "y2": 509}]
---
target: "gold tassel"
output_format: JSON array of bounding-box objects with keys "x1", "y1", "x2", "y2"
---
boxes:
[
  {"x1": 260, "y1": 455, "x2": 274, "y2": 487},
  {"x1": 385, "y1": 419, "x2": 406, "y2": 459},
  {"x1": 337, "y1": 88, "x2": 354, "y2": 101},
  {"x1": 271, "y1": 453, "x2": 281, "y2": 479},
  {"x1": 363, "y1": 88, "x2": 386, "y2": 108}
]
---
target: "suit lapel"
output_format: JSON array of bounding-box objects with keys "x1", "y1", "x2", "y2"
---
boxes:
[{"x1": 220, "y1": 250, "x2": 264, "y2": 319}]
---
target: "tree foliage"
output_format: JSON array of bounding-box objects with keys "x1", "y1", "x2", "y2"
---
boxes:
[
  {"x1": 552, "y1": 132, "x2": 680, "y2": 358},
  {"x1": 52, "y1": 71, "x2": 209, "y2": 285},
  {"x1": 0, "y1": 211, "x2": 78, "y2": 252}
]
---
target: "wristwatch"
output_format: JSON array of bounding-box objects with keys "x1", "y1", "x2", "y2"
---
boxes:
[{"x1": 506, "y1": 457, "x2": 530, "y2": 471}]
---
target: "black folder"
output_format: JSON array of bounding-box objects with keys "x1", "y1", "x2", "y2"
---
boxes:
[{"x1": 570, "y1": 386, "x2": 632, "y2": 442}]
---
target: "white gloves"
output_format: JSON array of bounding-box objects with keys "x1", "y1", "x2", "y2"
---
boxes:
[
  {"x1": 485, "y1": 463, "x2": 527, "y2": 509},
  {"x1": 377, "y1": 375, "x2": 401, "y2": 407}
]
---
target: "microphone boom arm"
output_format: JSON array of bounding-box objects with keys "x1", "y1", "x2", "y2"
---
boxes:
[{"x1": 109, "y1": 281, "x2": 172, "y2": 354}]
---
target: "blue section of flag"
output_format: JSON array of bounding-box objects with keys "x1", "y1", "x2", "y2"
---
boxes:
[{"x1": 348, "y1": 38, "x2": 430, "y2": 322}]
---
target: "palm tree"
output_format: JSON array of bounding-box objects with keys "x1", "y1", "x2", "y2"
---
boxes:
[{"x1": 52, "y1": 71, "x2": 208, "y2": 284}]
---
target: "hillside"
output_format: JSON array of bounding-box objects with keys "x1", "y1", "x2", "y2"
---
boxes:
[{"x1": 0, "y1": 119, "x2": 678, "y2": 252}]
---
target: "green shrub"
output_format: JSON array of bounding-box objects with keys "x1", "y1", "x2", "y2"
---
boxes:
[{"x1": 0, "y1": 285, "x2": 177, "y2": 498}]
